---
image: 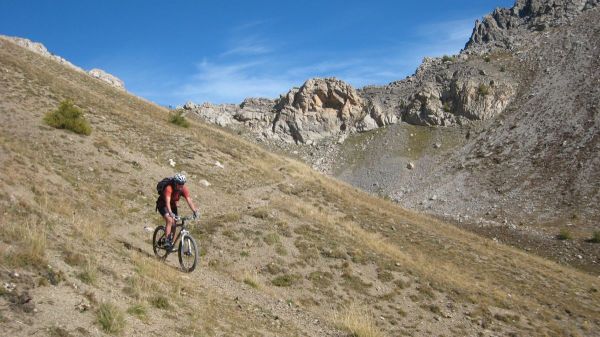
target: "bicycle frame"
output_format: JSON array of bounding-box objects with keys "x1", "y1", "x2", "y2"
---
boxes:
[{"x1": 170, "y1": 219, "x2": 191, "y2": 247}]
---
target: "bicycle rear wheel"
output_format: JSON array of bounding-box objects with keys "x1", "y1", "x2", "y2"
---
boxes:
[
  {"x1": 178, "y1": 235, "x2": 198, "y2": 272},
  {"x1": 152, "y1": 226, "x2": 169, "y2": 259}
]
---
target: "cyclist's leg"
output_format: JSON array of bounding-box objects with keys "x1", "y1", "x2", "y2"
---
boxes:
[
  {"x1": 170, "y1": 206, "x2": 178, "y2": 240},
  {"x1": 159, "y1": 206, "x2": 174, "y2": 243}
]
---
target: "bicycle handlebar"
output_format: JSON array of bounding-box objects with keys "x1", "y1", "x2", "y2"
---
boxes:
[{"x1": 175, "y1": 215, "x2": 198, "y2": 224}]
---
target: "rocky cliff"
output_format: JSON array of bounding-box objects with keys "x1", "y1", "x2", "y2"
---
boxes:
[{"x1": 466, "y1": 0, "x2": 599, "y2": 52}]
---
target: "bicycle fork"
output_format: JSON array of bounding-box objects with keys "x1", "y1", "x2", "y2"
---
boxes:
[{"x1": 180, "y1": 229, "x2": 192, "y2": 255}]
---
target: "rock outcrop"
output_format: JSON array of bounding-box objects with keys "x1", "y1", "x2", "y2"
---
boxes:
[
  {"x1": 188, "y1": 71, "x2": 516, "y2": 143},
  {"x1": 362, "y1": 56, "x2": 517, "y2": 127},
  {"x1": 466, "y1": 0, "x2": 599, "y2": 52},
  {"x1": 272, "y1": 78, "x2": 366, "y2": 143},
  {"x1": 88, "y1": 68, "x2": 125, "y2": 90},
  {"x1": 186, "y1": 78, "x2": 371, "y2": 144},
  {"x1": 0, "y1": 35, "x2": 126, "y2": 90}
]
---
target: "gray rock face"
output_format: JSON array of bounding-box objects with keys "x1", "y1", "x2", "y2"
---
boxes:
[
  {"x1": 88, "y1": 68, "x2": 125, "y2": 90},
  {"x1": 465, "y1": 0, "x2": 598, "y2": 52},
  {"x1": 362, "y1": 57, "x2": 517, "y2": 127},
  {"x1": 186, "y1": 102, "x2": 239, "y2": 127},
  {"x1": 272, "y1": 78, "x2": 366, "y2": 143}
]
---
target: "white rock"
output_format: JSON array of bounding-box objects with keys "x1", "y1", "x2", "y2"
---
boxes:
[
  {"x1": 143, "y1": 226, "x2": 154, "y2": 232},
  {"x1": 88, "y1": 68, "x2": 125, "y2": 90},
  {"x1": 199, "y1": 179, "x2": 211, "y2": 187},
  {"x1": 407, "y1": 162, "x2": 415, "y2": 170},
  {"x1": 169, "y1": 158, "x2": 176, "y2": 167},
  {"x1": 215, "y1": 161, "x2": 225, "y2": 169}
]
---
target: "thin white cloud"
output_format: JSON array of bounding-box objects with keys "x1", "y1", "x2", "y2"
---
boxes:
[
  {"x1": 220, "y1": 35, "x2": 272, "y2": 57},
  {"x1": 416, "y1": 18, "x2": 477, "y2": 44},
  {"x1": 173, "y1": 59, "x2": 295, "y2": 103}
]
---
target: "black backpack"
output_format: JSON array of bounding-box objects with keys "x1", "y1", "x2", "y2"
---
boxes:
[{"x1": 156, "y1": 177, "x2": 173, "y2": 195}]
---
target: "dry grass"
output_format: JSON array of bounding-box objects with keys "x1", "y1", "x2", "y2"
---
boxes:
[
  {"x1": 332, "y1": 303, "x2": 386, "y2": 337},
  {"x1": 97, "y1": 302, "x2": 125, "y2": 334},
  {"x1": 126, "y1": 303, "x2": 148, "y2": 321},
  {"x1": 77, "y1": 260, "x2": 98, "y2": 285},
  {"x1": 242, "y1": 270, "x2": 260, "y2": 289},
  {"x1": 0, "y1": 217, "x2": 47, "y2": 269},
  {"x1": 72, "y1": 217, "x2": 109, "y2": 243},
  {"x1": 131, "y1": 253, "x2": 182, "y2": 292}
]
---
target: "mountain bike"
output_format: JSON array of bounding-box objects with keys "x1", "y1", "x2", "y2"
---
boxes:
[{"x1": 152, "y1": 215, "x2": 199, "y2": 272}]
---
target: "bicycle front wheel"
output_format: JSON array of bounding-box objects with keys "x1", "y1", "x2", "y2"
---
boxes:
[
  {"x1": 178, "y1": 235, "x2": 198, "y2": 272},
  {"x1": 152, "y1": 225, "x2": 169, "y2": 259}
]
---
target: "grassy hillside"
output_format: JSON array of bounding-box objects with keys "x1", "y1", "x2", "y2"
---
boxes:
[{"x1": 0, "y1": 37, "x2": 599, "y2": 337}]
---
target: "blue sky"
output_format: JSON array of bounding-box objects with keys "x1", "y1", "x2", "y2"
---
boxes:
[{"x1": 0, "y1": 0, "x2": 514, "y2": 105}]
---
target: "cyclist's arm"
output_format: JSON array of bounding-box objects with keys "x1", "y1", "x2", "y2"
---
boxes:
[
  {"x1": 184, "y1": 195, "x2": 197, "y2": 214},
  {"x1": 164, "y1": 188, "x2": 174, "y2": 217}
]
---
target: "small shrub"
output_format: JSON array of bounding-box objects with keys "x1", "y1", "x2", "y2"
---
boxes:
[
  {"x1": 150, "y1": 295, "x2": 171, "y2": 309},
  {"x1": 556, "y1": 228, "x2": 573, "y2": 240},
  {"x1": 333, "y1": 303, "x2": 385, "y2": 337},
  {"x1": 308, "y1": 271, "x2": 332, "y2": 289},
  {"x1": 48, "y1": 326, "x2": 72, "y2": 337},
  {"x1": 441, "y1": 55, "x2": 455, "y2": 63},
  {"x1": 478, "y1": 84, "x2": 490, "y2": 97},
  {"x1": 43, "y1": 267, "x2": 64, "y2": 286},
  {"x1": 275, "y1": 244, "x2": 288, "y2": 256},
  {"x1": 500, "y1": 66, "x2": 506, "y2": 72},
  {"x1": 243, "y1": 277, "x2": 259, "y2": 289},
  {"x1": 484, "y1": 56, "x2": 491, "y2": 62},
  {"x1": 442, "y1": 102, "x2": 451, "y2": 112},
  {"x1": 377, "y1": 270, "x2": 394, "y2": 282},
  {"x1": 77, "y1": 262, "x2": 98, "y2": 285},
  {"x1": 127, "y1": 303, "x2": 148, "y2": 321},
  {"x1": 63, "y1": 251, "x2": 86, "y2": 267},
  {"x1": 97, "y1": 302, "x2": 125, "y2": 334},
  {"x1": 4, "y1": 224, "x2": 47, "y2": 269},
  {"x1": 264, "y1": 233, "x2": 280, "y2": 245},
  {"x1": 169, "y1": 111, "x2": 190, "y2": 128},
  {"x1": 223, "y1": 230, "x2": 240, "y2": 242},
  {"x1": 342, "y1": 272, "x2": 372, "y2": 293},
  {"x1": 272, "y1": 274, "x2": 299, "y2": 287},
  {"x1": 44, "y1": 100, "x2": 91, "y2": 135},
  {"x1": 590, "y1": 231, "x2": 600, "y2": 243},
  {"x1": 250, "y1": 208, "x2": 269, "y2": 219}
]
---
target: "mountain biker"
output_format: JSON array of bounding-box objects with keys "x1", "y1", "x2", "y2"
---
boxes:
[{"x1": 156, "y1": 172, "x2": 198, "y2": 249}]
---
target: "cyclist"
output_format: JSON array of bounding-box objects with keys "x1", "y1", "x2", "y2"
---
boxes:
[{"x1": 156, "y1": 172, "x2": 198, "y2": 249}]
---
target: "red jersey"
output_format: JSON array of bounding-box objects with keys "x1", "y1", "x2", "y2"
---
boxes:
[{"x1": 160, "y1": 184, "x2": 190, "y2": 208}]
